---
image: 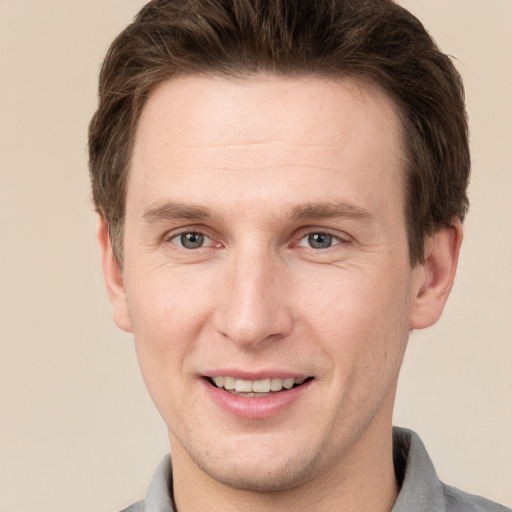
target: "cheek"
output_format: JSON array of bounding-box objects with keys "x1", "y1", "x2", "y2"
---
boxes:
[
  {"x1": 125, "y1": 268, "x2": 214, "y2": 405},
  {"x1": 127, "y1": 263, "x2": 214, "y2": 337},
  {"x1": 297, "y1": 265, "x2": 412, "y2": 369}
]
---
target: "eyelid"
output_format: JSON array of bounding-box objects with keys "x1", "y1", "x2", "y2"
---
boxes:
[
  {"x1": 163, "y1": 226, "x2": 220, "y2": 248},
  {"x1": 160, "y1": 225, "x2": 351, "y2": 249},
  {"x1": 293, "y1": 227, "x2": 352, "y2": 247}
]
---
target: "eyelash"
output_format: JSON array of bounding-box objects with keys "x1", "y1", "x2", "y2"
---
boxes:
[
  {"x1": 165, "y1": 228, "x2": 217, "y2": 249},
  {"x1": 163, "y1": 228, "x2": 351, "y2": 250},
  {"x1": 294, "y1": 230, "x2": 350, "y2": 249}
]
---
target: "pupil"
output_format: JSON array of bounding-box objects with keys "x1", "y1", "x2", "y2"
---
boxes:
[
  {"x1": 181, "y1": 232, "x2": 204, "y2": 249},
  {"x1": 308, "y1": 233, "x2": 332, "y2": 249}
]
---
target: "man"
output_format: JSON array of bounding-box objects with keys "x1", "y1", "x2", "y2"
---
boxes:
[{"x1": 88, "y1": 1, "x2": 509, "y2": 511}]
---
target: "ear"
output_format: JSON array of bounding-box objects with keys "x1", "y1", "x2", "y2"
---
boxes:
[
  {"x1": 409, "y1": 220, "x2": 463, "y2": 330},
  {"x1": 97, "y1": 215, "x2": 132, "y2": 333}
]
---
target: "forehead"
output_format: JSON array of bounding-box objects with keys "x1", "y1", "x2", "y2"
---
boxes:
[
  {"x1": 128, "y1": 74, "x2": 405, "y2": 223},
  {"x1": 134, "y1": 73, "x2": 403, "y2": 157}
]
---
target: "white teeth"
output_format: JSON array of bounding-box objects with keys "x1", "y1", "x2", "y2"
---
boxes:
[
  {"x1": 224, "y1": 376, "x2": 236, "y2": 390},
  {"x1": 252, "y1": 378, "x2": 271, "y2": 393},
  {"x1": 211, "y1": 376, "x2": 308, "y2": 393},
  {"x1": 234, "y1": 379, "x2": 253, "y2": 392},
  {"x1": 282, "y1": 378, "x2": 295, "y2": 389},
  {"x1": 270, "y1": 377, "x2": 283, "y2": 391}
]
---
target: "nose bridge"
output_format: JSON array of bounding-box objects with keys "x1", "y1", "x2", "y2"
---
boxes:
[{"x1": 214, "y1": 240, "x2": 292, "y2": 347}]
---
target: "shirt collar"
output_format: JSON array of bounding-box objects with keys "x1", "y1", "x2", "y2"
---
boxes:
[
  {"x1": 144, "y1": 454, "x2": 174, "y2": 512},
  {"x1": 391, "y1": 427, "x2": 446, "y2": 511}
]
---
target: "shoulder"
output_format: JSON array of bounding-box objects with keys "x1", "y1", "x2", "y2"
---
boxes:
[
  {"x1": 442, "y1": 484, "x2": 510, "y2": 512},
  {"x1": 119, "y1": 501, "x2": 144, "y2": 512},
  {"x1": 392, "y1": 427, "x2": 510, "y2": 512}
]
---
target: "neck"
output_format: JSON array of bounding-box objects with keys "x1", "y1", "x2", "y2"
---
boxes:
[{"x1": 170, "y1": 417, "x2": 399, "y2": 512}]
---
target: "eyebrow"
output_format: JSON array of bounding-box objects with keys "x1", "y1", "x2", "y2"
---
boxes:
[
  {"x1": 143, "y1": 202, "x2": 217, "y2": 223},
  {"x1": 142, "y1": 200, "x2": 373, "y2": 224},
  {"x1": 290, "y1": 202, "x2": 373, "y2": 222}
]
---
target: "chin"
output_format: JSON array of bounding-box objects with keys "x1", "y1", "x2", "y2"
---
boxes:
[
  {"x1": 177, "y1": 430, "x2": 332, "y2": 494},
  {"x1": 195, "y1": 452, "x2": 323, "y2": 493}
]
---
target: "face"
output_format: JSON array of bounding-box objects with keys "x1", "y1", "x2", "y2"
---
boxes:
[{"x1": 105, "y1": 75, "x2": 432, "y2": 492}]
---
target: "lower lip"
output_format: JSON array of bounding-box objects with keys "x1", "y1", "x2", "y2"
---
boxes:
[{"x1": 202, "y1": 379, "x2": 312, "y2": 419}]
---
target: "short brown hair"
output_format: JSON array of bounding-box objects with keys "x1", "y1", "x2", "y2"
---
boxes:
[{"x1": 89, "y1": 0, "x2": 469, "y2": 265}]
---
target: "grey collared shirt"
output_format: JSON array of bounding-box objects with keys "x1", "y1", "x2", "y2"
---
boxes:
[{"x1": 120, "y1": 428, "x2": 510, "y2": 512}]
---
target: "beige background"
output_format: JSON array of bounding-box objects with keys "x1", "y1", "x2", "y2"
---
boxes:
[{"x1": 0, "y1": 1, "x2": 510, "y2": 510}]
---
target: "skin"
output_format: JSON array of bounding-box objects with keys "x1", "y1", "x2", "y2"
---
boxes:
[{"x1": 99, "y1": 75, "x2": 462, "y2": 512}]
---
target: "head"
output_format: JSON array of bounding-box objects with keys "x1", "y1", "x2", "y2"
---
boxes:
[
  {"x1": 89, "y1": 0, "x2": 469, "y2": 268},
  {"x1": 89, "y1": 0, "x2": 469, "y2": 502}
]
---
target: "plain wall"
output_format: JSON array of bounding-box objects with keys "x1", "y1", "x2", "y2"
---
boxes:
[{"x1": 0, "y1": 1, "x2": 510, "y2": 510}]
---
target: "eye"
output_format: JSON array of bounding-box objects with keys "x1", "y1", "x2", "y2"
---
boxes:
[
  {"x1": 297, "y1": 232, "x2": 343, "y2": 249},
  {"x1": 171, "y1": 232, "x2": 210, "y2": 249}
]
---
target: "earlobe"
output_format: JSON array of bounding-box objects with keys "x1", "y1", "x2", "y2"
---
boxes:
[
  {"x1": 97, "y1": 215, "x2": 132, "y2": 333},
  {"x1": 409, "y1": 220, "x2": 463, "y2": 330}
]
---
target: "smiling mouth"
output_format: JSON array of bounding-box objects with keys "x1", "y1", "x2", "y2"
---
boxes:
[{"x1": 207, "y1": 376, "x2": 312, "y2": 396}]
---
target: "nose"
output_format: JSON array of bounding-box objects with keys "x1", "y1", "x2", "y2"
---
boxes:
[{"x1": 213, "y1": 246, "x2": 293, "y2": 349}]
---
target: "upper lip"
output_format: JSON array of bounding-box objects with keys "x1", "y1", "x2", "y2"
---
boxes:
[{"x1": 203, "y1": 369, "x2": 311, "y2": 380}]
